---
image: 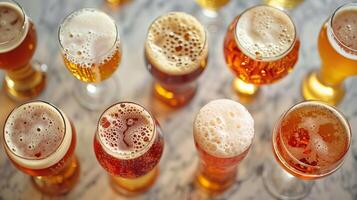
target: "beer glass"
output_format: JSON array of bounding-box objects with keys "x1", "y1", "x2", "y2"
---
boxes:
[
  {"x1": 94, "y1": 102, "x2": 164, "y2": 195},
  {"x1": 263, "y1": 101, "x2": 351, "y2": 199},
  {"x1": 193, "y1": 99, "x2": 254, "y2": 194},
  {"x1": 144, "y1": 12, "x2": 208, "y2": 107},
  {"x1": 3, "y1": 101, "x2": 80, "y2": 195},
  {"x1": 223, "y1": 5, "x2": 300, "y2": 101},
  {"x1": 194, "y1": 0, "x2": 230, "y2": 31},
  {"x1": 105, "y1": 0, "x2": 131, "y2": 7},
  {"x1": 0, "y1": 0, "x2": 46, "y2": 101},
  {"x1": 302, "y1": 3, "x2": 357, "y2": 105},
  {"x1": 58, "y1": 8, "x2": 122, "y2": 110},
  {"x1": 264, "y1": 0, "x2": 304, "y2": 10}
]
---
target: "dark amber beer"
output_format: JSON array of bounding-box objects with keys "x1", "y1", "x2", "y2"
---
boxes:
[
  {"x1": 94, "y1": 102, "x2": 164, "y2": 195},
  {"x1": 0, "y1": 0, "x2": 45, "y2": 100},
  {"x1": 223, "y1": 5, "x2": 299, "y2": 97},
  {"x1": 263, "y1": 101, "x2": 351, "y2": 199},
  {"x1": 193, "y1": 99, "x2": 254, "y2": 194},
  {"x1": 3, "y1": 101, "x2": 80, "y2": 195},
  {"x1": 144, "y1": 12, "x2": 208, "y2": 107},
  {"x1": 302, "y1": 3, "x2": 357, "y2": 105}
]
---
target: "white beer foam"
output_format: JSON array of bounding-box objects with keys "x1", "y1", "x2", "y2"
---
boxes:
[
  {"x1": 328, "y1": 6, "x2": 357, "y2": 60},
  {"x1": 97, "y1": 102, "x2": 156, "y2": 159},
  {"x1": 194, "y1": 99, "x2": 254, "y2": 158},
  {"x1": 4, "y1": 102, "x2": 72, "y2": 170},
  {"x1": 0, "y1": 2, "x2": 29, "y2": 53},
  {"x1": 59, "y1": 8, "x2": 117, "y2": 67},
  {"x1": 235, "y1": 5, "x2": 295, "y2": 61},
  {"x1": 145, "y1": 12, "x2": 207, "y2": 75}
]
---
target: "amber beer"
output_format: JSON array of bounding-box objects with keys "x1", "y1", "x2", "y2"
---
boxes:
[
  {"x1": 59, "y1": 8, "x2": 121, "y2": 83},
  {"x1": 302, "y1": 3, "x2": 357, "y2": 105},
  {"x1": 0, "y1": 0, "x2": 45, "y2": 100},
  {"x1": 144, "y1": 12, "x2": 208, "y2": 107},
  {"x1": 3, "y1": 101, "x2": 80, "y2": 195},
  {"x1": 195, "y1": 0, "x2": 230, "y2": 11},
  {"x1": 273, "y1": 101, "x2": 351, "y2": 179},
  {"x1": 223, "y1": 5, "x2": 299, "y2": 96},
  {"x1": 193, "y1": 99, "x2": 254, "y2": 194},
  {"x1": 93, "y1": 102, "x2": 164, "y2": 195}
]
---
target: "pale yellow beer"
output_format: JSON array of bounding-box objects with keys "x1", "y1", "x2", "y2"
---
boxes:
[
  {"x1": 264, "y1": 0, "x2": 304, "y2": 10},
  {"x1": 302, "y1": 3, "x2": 357, "y2": 105},
  {"x1": 195, "y1": 0, "x2": 230, "y2": 11},
  {"x1": 59, "y1": 8, "x2": 121, "y2": 83}
]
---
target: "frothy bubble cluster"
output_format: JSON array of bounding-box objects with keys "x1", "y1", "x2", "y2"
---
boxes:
[
  {"x1": 145, "y1": 12, "x2": 207, "y2": 75},
  {"x1": 236, "y1": 5, "x2": 295, "y2": 60},
  {"x1": 4, "y1": 102, "x2": 65, "y2": 160},
  {"x1": 0, "y1": 2, "x2": 27, "y2": 53},
  {"x1": 98, "y1": 103, "x2": 155, "y2": 159},
  {"x1": 194, "y1": 99, "x2": 254, "y2": 158},
  {"x1": 330, "y1": 6, "x2": 357, "y2": 58},
  {"x1": 59, "y1": 8, "x2": 118, "y2": 68}
]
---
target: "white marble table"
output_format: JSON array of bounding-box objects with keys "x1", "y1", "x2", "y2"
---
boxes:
[{"x1": 0, "y1": 0, "x2": 356, "y2": 199}]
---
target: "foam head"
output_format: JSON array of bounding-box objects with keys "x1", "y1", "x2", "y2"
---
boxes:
[
  {"x1": 4, "y1": 101, "x2": 72, "y2": 169},
  {"x1": 235, "y1": 5, "x2": 296, "y2": 61},
  {"x1": 98, "y1": 102, "x2": 156, "y2": 159},
  {"x1": 0, "y1": 2, "x2": 28, "y2": 53},
  {"x1": 194, "y1": 99, "x2": 255, "y2": 158},
  {"x1": 145, "y1": 12, "x2": 207, "y2": 75},
  {"x1": 329, "y1": 5, "x2": 357, "y2": 59},
  {"x1": 59, "y1": 8, "x2": 118, "y2": 67}
]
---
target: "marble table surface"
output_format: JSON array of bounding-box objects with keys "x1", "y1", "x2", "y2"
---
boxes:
[{"x1": 0, "y1": 0, "x2": 356, "y2": 199}]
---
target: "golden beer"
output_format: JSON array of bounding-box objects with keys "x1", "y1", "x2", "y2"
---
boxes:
[
  {"x1": 223, "y1": 5, "x2": 299, "y2": 97},
  {"x1": 193, "y1": 99, "x2": 254, "y2": 194},
  {"x1": 3, "y1": 101, "x2": 80, "y2": 195},
  {"x1": 264, "y1": 0, "x2": 304, "y2": 10},
  {"x1": 144, "y1": 12, "x2": 208, "y2": 107},
  {"x1": 302, "y1": 3, "x2": 357, "y2": 105},
  {"x1": 195, "y1": 0, "x2": 230, "y2": 11},
  {"x1": 59, "y1": 8, "x2": 121, "y2": 83},
  {"x1": 105, "y1": 0, "x2": 132, "y2": 7},
  {"x1": 0, "y1": 0, "x2": 46, "y2": 100}
]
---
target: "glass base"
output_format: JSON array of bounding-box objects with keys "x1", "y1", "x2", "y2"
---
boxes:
[
  {"x1": 110, "y1": 167, "x2": 158, "y2": 196},
  {"x1": 153, "y1": 82, "x2": 197, "y2": 107},
  {"x1": 32, "y1": 156, "x2": 80, "y2": 196},
  {"x1": 301, "y1": 70, "x2": 345, "y2": 106},
  {"x1": 194, "y1": 8, "x2": 224, "y2": 33},
  {"x1": 195, "y1": 172, "x2": 235, "y2": 196},
  {"x1": 73, "y1": 77, "x2": 119, "y2": 110},
  {"x1": 263, "y1": 159, "x2": 313, "y2": 200},
  {"x1": 232, "y1": 78, "x2": 261, "y2": 104},
  {"x1": 3, "y1": 61, "x2": 47, "y2": 101}
]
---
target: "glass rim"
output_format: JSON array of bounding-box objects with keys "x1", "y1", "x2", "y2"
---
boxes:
[
  {"x1": 0, "y1": 0, "x2": 28, "y2": 47},
  {"x1": 233, "y1": 4, "x2": 298, "y2": 62},
  {"x1": 95, "y1": 101, "x2": 158, "y2": 160},
  {"x1": 2, "y1": 100, "x2": 68, "y2": 161},
  {"x1": 57, "y1": 8, "x2": 120, "y2": 62},
  {"x1": 328, "y1": 2, "x2": 357, "y2": 54},
  {"x1": 273, "y1": 100, "x2": 351, "y2": 177},
  {"x1": 144, "y1": 11, "x2": 208, "y2": 61}
]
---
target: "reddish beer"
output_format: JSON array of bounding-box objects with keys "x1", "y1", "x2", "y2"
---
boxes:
[
  {"x1": 3, "y1": 101, "x2": 80, "y2": 195},
  {"x1": 94, "y1": 102, "x2": 164, "y2": 195},
  {"x1": 273, "y1": 101, "x2": 351, "y2": 179}
]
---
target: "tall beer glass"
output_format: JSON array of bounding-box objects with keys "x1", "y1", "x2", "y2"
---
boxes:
[
  {"x1": 0, "y1": 0, "x2": 46, "y2": 101},
  {"x1": 193, "y1": 99, "x2": 254, "y2": 194},
  {"x1": 3, "y1": 101, "x2": 80, "y2": 195},
  {"x1": 58, "y1": 8, "x2": 122, "y2": 110},
  {"x1": 302, "y1": 3, "x2": 357, "y2": 105},
  {"x1": 94, "y1": 102, "x2": 164, "y2": 195},
  {"x1": 263, "y1": 101, "x2": 351, "y2": 199},
  {"x1": 223, "y1": 5, "x2": 300, "y2": 100},
  {"x1": 144, "y1": 12, "x2": 208, "y2": 107}
]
